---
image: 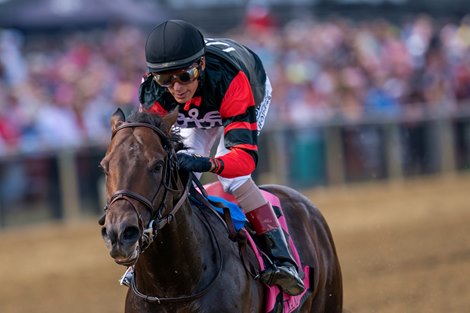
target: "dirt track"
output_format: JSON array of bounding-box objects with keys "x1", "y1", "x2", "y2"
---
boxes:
[{"x1": 1, "y1": 173, "x2": 469, "y2": 313}]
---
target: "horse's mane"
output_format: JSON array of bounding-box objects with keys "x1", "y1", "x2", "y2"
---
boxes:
[{"x1": 127, "y1": 110, "x2": 186, "y2": 152}]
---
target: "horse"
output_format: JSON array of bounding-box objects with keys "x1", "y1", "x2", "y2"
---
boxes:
[{"x1": 99, "y1": 108, "x2": 343, "y2": 313}]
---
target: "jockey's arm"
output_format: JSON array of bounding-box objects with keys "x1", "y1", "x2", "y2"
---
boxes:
[{"x1": 213, "y1": 71, "x2": 258, "y2": 178}]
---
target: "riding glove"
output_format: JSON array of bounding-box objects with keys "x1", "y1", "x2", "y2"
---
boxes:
[{"x1": 177, "y1": 153, "x2": 213, "y2": 173}]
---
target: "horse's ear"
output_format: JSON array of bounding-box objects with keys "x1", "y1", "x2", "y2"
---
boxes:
[
  {"x1": 111, "y1": 108, "x2": 126, "y2": 132},
  {"x1": 98, "y1": 214, "x2": 106, "y2": 226},
  {"x1": 161, "y1": 109, "x2": 179, "y2": 134}
]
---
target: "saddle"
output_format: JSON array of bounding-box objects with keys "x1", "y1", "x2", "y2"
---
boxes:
[{"x1": 189, "y1": 180, "x2": 314, "y2": 313}]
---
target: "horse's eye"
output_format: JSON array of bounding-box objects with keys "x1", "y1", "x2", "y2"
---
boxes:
[{"x1": 150, "y1": 161, "x2": 163, "y2": 173}]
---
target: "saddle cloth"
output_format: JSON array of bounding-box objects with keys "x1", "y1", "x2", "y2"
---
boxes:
[{"x1": 203, "y1": 182, "x2": 313, "y2": 313}]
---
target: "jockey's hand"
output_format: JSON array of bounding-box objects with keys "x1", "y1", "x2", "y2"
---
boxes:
[{"x1": 177, "y1": 153, "x2": 213, "y2": 173}]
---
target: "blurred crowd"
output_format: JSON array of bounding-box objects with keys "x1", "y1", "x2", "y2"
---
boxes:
[
  {"x1": 0, "y1": 26, "x2": 145, "y2": 155},
  {"x1": 1, "y1": 14, "x2": 470, "y2": 155},
  {"x1": 235, "y1": 13, "x2": 470, "y2": 124}
]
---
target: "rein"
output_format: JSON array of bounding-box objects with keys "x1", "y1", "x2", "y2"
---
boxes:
[
  {"x1": 105, "y1": 121, "x2": 224, "y2": 304},
  {"x1": 130, "y1": 190, "x2": 224, "y2": 304}
]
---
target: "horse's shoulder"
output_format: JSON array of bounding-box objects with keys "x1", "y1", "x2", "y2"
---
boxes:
[{"x1": 192, "y1": 199, "x2": 239, "y2": 237}]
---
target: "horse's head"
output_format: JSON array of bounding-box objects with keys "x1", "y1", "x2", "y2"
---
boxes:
[{"x1": 99, "y1": 108, "x2": 184, "y2": 266}]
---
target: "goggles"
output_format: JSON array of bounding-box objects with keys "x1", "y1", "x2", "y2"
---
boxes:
[{"x1": 152, "y1": 63, "x2": 201, "y2": 87}]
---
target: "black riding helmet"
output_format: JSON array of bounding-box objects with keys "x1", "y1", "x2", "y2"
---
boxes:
[{"x1": 145, "y1": 20, "x2": 206, "y2": 73}]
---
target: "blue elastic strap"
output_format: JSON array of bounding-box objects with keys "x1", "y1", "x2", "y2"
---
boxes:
[{"x1": 207, "y1": 195, "x2": 247, "y2": 231}]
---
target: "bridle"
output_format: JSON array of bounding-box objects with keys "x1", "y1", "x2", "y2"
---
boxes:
[
  {"x1": 104, "y1": 122, "x2": 189, "y2": 253},
  {"x1": 103, "y1": 121, "x2": 223, "y2": 304}
]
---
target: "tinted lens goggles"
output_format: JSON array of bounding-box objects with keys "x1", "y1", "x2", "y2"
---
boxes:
[{"x1": 152, "y1": 65, "x2": 200, "y2": 87}]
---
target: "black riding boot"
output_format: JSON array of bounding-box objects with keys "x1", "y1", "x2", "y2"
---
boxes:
[{"x1": 246, "y1": 203, "x2": 305, "y2": 296}]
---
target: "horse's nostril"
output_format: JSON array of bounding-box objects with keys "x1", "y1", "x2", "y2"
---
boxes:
[
  {"x1": 122, "y1": 226, "x2": 140, "y2": 243},
  {"x1": 101, "y1": 227, "x2": 108, "y2": 239}
]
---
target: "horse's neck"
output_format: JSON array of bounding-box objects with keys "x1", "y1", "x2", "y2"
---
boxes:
[{"x1": 135, "y1": 190, "x2": 211, "y2": 295}]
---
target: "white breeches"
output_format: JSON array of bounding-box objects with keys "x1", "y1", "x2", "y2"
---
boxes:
[
  {"x1": 180, "y1": 76, "x2": 272, "y2": 193},
  {"x1": 179, "y1": 127, "x2": 250, "y2": 193}
]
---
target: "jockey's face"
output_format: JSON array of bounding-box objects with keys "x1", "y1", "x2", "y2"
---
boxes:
[
  {"x1": 156, "y1": 57, "x2": 205, "y2": 104},
  {"x1": 167, "y1": 76, "x2": 199, "y2": 104}
]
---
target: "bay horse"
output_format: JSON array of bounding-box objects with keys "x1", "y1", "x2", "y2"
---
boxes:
[{"x1": 99, "y1": 108, "x2": 343, "y2": 312}]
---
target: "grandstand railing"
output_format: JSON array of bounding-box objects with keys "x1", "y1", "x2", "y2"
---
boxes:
[
  {"x1": 0, "y1": 107, "x2": 469, "y2": 228},
  {"x1": 257, "y1": 106, "x2": 470, "y2": 188}
]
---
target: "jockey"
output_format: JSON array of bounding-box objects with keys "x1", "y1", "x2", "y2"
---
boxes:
[{"x1": 136, "y1": 19, "x2": 304, "y2": 296}]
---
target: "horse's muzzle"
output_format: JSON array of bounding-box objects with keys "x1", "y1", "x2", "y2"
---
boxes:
[
  {"x1": 113, "y1": 245, "x2": 140, "y2": 266},
  {"x1": 102, "y1": 224, "x2": 141, "y2": 266}
]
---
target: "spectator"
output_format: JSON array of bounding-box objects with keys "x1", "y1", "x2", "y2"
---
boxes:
[{"x1": 1, "y1": 15, "x2": 470, "y2": 154}]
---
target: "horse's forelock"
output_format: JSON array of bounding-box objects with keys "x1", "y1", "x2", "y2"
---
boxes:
[{"x1": 126, "y1": 111, "x2": 186, "y2": 152}]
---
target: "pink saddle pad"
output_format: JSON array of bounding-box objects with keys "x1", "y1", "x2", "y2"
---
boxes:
[{"x1": 204, "y1": 182, "x2": 313, "y2": 313}]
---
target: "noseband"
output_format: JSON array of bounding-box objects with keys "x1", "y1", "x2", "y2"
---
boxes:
[{"x1": 104, "y1": 122, "x2": 190, "y2": 253}]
